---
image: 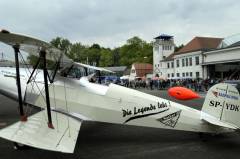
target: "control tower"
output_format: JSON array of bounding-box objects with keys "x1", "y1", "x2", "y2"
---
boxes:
[{"x1": 153, "y1": 34, "x2": 175, "y2": 76}]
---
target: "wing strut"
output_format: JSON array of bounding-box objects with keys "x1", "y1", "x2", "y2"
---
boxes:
[
  {"x1": 40, "y1": 50, "x2": 54, "y2": 129},
  {"x1": 13, "y1": 45, "x2": 27, "y2": 122}
]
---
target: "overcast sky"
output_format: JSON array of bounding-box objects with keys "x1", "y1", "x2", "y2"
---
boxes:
[{"x1": 0, "y1": 0, "x2": 240, "y2": 50}]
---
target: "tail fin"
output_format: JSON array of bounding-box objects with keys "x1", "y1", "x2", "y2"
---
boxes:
[{"x1": 201, "y1": 83, "x2": 240, "y2": 129}]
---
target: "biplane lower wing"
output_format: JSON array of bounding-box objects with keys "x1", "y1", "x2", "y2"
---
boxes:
[
  {"x1": 75, "y1": 62, "x2": 115, "y2": 73},
  {"x1": 0, "y1": 110, "x2": 82, "y2": 153}
]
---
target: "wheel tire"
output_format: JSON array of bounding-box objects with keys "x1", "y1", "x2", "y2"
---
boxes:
[{"x1": 13, "y1": 142, "x2": 26, "y2": 150}]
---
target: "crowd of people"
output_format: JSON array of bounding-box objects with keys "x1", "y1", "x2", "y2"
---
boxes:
[{"x1": 121, "y1": 77, "x2": 240, "y2": 92}]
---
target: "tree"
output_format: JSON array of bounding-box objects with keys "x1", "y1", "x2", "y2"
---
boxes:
[
  {"x1": 28, "y1": 35, "x2": 154, "y2": 68},
  {"x1": 99, "y1": 48, "x2": 113, "y2": 67},
  {"x1": 50, "y1": 37, "x2": 72, "y2": 56},
  {"x1": 119, "y1": 36, "x2": 153, "y2": 67},
  {"x1": 112, "y1": 48, "x2": 120, "y2": 66},
  {"x1": 88, "y1": 44, "x2": 101, "y2": 66},
  {"x1": 175, "y1": 44, "x2": 184, "y2": 52},
  {"x1": 68, "y1": 42, "x2": 88, "y2": 62}
]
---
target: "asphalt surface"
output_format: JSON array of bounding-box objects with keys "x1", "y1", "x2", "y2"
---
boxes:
[{"x1": 0, "y1": 89, "x2": 240, "y2": 159}]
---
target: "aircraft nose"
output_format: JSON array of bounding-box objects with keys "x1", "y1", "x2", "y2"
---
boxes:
[{"x1": 168, "y1": 86, "x2": 200, "y2": 100}]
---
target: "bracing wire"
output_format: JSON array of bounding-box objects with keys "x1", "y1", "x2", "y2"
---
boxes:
[
  {"x1": 19, "y1": 52, "x2": 47, "y2": 115},
  {"x1": 52, "y1": 82, "x2": 59, "y2": 132},
  {"x1": 63, "y1": 79, "x2": 71, "y2": 137}
]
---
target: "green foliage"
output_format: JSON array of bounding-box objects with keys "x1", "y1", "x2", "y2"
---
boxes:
[
  {"x1": 119, "y1": 36, "x2": 153, "y2": 66},
  {"x1": 175, "y1": 44, "x2": 184, "y2": 52},
  {"x1": 28, "y1": 36, "x2": 153, "y2": 68},
  {"x1": 69, "y1": 42, "x2": 87, "y2": 62},
  {"x1": 50, "y1": 37, "x2": 71, "y2": 55},
  {"x1": 99, "y1": 48, "x2": 113, "y2": 67},
  {"x1": 88, "y1": 44, "x2": 101, "y2": 66}
]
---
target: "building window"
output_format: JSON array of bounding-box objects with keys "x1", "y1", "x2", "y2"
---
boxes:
[
  {"x1": 158, "y1": 64, "x2": 159, "y2": 67},
  {"x1": 196, "y1": 72, "x2": 200, "y2": 78},
  {"x1": 154, "y1": 46, "x2": 158, "y2": 51},
  {"x1": 171, "y1": 61, "x2": 174, "y2": 68},
  {"x1": 176, "y1": 60, "x2": 179, "y2": 67},
  {"x1": 177, "y1": 73, "x2": 180, "y2": 77},
  {"x1": 182, "y1": 72, "x2": 185, "y2": 77},
  {"x1": 195, "y1": 56, "x2": 199, "y2": 65},
  {"x1": 182, "y1": 59, "x2": 185, "y2": 67},
  {"x1": 168, "y1": 74, "x2": 170, "y2": 77},
  {"x1": 186, "y1": 72, "x2": 189, "y2": 76},
  {"x1": 171, "y1": 73, "x2": 174, "y2": 77},
  {"x1": 189, "y1": 57, "x2": 192, "y2": 66},
  {"x1": 167, "y1": 62, "x2": 170, "y2": 68},
  {"x1": 190, "y1": 72, "x2": 192, "y2": 77},
  {"x1": 186, "y1": 58, "x2": 188, "y2": 66}
]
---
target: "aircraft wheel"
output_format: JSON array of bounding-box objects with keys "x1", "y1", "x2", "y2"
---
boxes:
[{"x1": 13, "y1": 142, "x2": 26, "y2": 150}]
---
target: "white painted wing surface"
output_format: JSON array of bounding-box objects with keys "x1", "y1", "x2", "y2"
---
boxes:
[
  {"x1": 0, "y1": 110, "x2": 82, "y2": 153},
  {"x1": 0, "y1": 31, "x2": 72, "y2": 64}
]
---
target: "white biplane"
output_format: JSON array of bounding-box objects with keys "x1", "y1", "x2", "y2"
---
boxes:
[{"x1": 0, "y1": 30, "x2": 239, "y2": 153}]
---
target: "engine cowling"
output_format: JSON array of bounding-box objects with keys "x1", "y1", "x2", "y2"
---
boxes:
[{"x1": 168, "y1": 87, "x2": 200, "y2": 100}]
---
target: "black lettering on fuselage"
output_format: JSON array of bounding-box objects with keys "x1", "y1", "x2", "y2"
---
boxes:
[
  {"x1": 209, "y1": 100, "x2": 215, "y2": 106},
  {"x1": 215, "y1": 101, "x2": 221, "y2": 107},
  {"x1": 209, "y1": 100, "x2": 221, "y2": 107},
  {"x1": 226, "y1": 103, "x2": 239, "y2": 112},
  {"x1": 122, "y1": 109, "x2": 132, "y2": 117}
]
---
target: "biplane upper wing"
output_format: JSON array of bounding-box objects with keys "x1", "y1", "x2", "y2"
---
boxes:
[
  {"x1": 0, "y1": 30, "x2": 113, "y2": 73},
  {"x1": 0, "y1": 110, "x2": 82, "y2": 153},
  {"x1": 0, "y1": 30, "x2": 72, "y2": 64}
]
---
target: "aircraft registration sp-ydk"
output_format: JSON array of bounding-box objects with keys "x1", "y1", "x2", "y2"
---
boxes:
[{"x1": 0, "y1": 30, "x2": 240, "y2": 153}]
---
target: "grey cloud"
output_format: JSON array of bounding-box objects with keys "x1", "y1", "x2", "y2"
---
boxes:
[{"x1": 0, "y1": 0, "x2": 239, "y2": 48}]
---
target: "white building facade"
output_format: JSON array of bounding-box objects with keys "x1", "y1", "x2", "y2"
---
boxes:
[
  {"x1": 173, "y1": 51, "x2": 203, "y2": 79},
  {"x1": 153, "y1": 35, "x2": 232, "y2": 80}
]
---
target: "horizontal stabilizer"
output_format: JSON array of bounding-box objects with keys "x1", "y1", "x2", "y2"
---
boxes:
[
  {"x1": 0, "y1": 110, "x2": 82, "y2": 153},
  {"x1": 201, "y1": 112, "x2": 238, "y2": 130}
]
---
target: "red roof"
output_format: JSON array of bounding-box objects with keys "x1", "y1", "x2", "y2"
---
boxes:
[
  {"x1": 133, "y1": 63, "x2": 153, "y2": 77},
  {"x1": 176, "y1": 36, "x2": 222, "y2": 55}
]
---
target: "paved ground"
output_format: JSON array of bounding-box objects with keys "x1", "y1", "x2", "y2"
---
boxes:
[{"x1": 0, "y1": 89, "x2": 240, "y2": 159}]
